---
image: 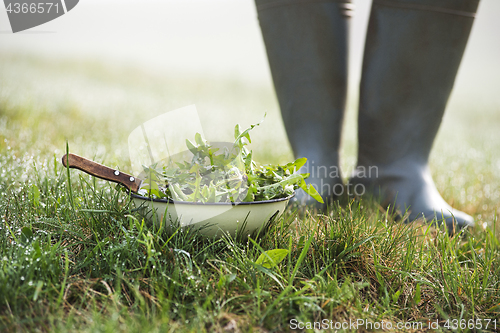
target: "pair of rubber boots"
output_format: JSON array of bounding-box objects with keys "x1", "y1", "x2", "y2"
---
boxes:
[{"x1": 256, "y1": 0, "x2": 480, "y2": 233}]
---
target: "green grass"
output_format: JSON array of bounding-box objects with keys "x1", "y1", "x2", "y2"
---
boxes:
[{"x1": 1, "y1": 53, "x2": 499, "y2": 332}]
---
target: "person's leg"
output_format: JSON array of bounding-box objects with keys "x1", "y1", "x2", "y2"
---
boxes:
[
  {"x1": 256, "y1": 0, "x2": 353, "y2": 203},
  {"x1": 351, "y1": 0, "x2": 480, "y2": 231}
]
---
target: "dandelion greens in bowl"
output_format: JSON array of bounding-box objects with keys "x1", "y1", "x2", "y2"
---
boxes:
[{"x1": 139, "y1": 120, "x2": 323, "y2": 204}]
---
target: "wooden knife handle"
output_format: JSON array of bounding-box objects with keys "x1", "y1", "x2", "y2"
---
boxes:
[{"x1": 61, "y1": 153, "x2": 142, "y2": 193}]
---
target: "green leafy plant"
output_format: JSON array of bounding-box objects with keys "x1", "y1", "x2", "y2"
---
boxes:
[
  {"x1": 140, "y1": 119, "x2": 323, "y2": 203},
  {"x1": 255, "y1": 249, "x2": 289, "y2": 269}
]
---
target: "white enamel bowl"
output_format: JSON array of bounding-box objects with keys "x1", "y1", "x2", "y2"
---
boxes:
[
  {"x1": 61, "y1": 153, "x2": 293, "y2": 238},
  {"x1": 131, "y1": 193, "x2": 293, "y2": 238}
]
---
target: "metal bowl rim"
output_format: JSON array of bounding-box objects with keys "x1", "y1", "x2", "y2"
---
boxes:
[{"x1": 130, "y1": 192, "x2": 295, "y2": 206}]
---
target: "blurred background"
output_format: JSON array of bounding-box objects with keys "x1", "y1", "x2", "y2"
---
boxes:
[
  {"x1": 1, "y1": 0, "x2": 499, "y2": 219},
  {"x1": 1, "y1": 0, "x2": 499, "y2": 148},
  {"x1": 2, "y1": 0, "x2": 499, "y2": 95}
]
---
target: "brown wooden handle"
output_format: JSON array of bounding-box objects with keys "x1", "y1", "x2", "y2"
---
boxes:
[{"x1": 61, "y1": 153, "x2": 142, "y2": 193}]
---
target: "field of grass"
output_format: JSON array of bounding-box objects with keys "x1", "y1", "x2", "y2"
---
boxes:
[{"x1": 1, "y1": 53, "x2": 499, "y2": 332}]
